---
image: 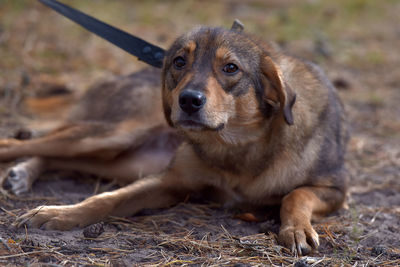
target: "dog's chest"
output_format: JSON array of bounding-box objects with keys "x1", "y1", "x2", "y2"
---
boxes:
[{"x1": 219, "y1": 171, "x2": 290, "y2": 205}]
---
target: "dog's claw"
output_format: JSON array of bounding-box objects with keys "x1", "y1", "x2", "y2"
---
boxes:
[
  {"x1": 297, "y1": 243, "x2": 311, "y2": 256},
  {"x1": 278, "y1": 223, "x2": 319, "y2": 256},
  {"x1": 307, "y1": 233, "x2": 320, "y2": 249}
]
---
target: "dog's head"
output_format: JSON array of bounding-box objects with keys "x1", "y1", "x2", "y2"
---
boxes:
[{"x1": 162, "y1": 26, "x2": 296, "y2": 145}]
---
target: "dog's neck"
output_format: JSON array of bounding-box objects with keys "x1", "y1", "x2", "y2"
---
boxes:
[{"x1": 187, "y1": 120, "x2": 285, "y2": 176}]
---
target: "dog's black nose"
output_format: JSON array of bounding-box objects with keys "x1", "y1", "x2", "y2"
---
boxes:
[{"x1": 179, "y1": 90, "x2": 206, "y2": 115}]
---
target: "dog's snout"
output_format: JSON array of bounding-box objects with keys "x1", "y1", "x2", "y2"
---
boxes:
[{"x1": 179, "y1": 90, "x2": 206, "y2": 115}]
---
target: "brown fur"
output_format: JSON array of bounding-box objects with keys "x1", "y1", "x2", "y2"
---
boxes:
[{"x1": 1, "y1": 26, "x2": 348, "y2": 255}]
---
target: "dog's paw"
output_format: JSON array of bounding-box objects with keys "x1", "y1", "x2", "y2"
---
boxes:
[
  {"x1": 2, "y1": 164, "x2": 34, "y2": 195},
  {"x1": 14, "y1": 205, "x2": 84, "y2": 230},
  {"x1": 278, "y1": 221, "x2": 319, "y2": 256}
]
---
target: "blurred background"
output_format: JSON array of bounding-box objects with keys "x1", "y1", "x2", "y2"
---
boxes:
[
  {"x1": 0, "y1": 0, "x2": 399, "y2": 264},
  {"x1": 0, "y1": 0, "x2": 398, "y2": 98}
]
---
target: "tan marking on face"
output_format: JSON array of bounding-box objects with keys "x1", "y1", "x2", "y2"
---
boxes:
[
  {"x1": 174, "y1": 72, "x2": 194, "y2": 96},
  {"x1": 215, "y1": 47, "x2": 241, "y2": 68},
  {"x1": 162, "y1": 85, "x2": 173, "y2": 118},
  {"x1": 215, "y1": 47, "x2": 231, "y2": 61},
  {"x1": 234, "y1": 91, "x2": 263, "y2": 126},
  {"x1": 217, "y1": 89, "x2": 266, "y2": 145},
  {"x1": 175, "y1": 41, "x2": 197, "y2": 68},
  {"x1": 185, "y1": 41, "x2": 196, "y2": 54},
  {"x1": 203, "y1": 76, "x2": 235, "y2": 126},
  {"x1": 168, "y1": 72, "x2": 195, "y2": 123}
]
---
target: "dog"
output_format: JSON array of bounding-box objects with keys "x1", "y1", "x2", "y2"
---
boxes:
[{"x1": 0, "y1": 25, "x2": 348, "y2": 256}]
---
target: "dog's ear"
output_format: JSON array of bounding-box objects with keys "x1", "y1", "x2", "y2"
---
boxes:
[
  {"x1": 231, "y1": 19, "x2": 244, "y2": 32},
  {"x1": 261, "y1": 56, "x2": 296, "y2": 125}
]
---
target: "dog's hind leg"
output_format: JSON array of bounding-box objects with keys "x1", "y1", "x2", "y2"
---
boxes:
[
  {"x1": 0, "y1": 120, "x2": 163, "y2": 162},
  {"x1": 1, "y1": 152, "x2": 163, "y2": 196},
  {"x1": 1, "y1": 156, "x2": 133, "y2": 195},
  {"x1": 42, "y1": 148, "x2": 178, "y2": 186},
  {"x1": 1, "y1": 157, "x2": 45, "y2": 195},
  {"x1": 1, "y1": 124, "x2": 179, "y2": 195}
]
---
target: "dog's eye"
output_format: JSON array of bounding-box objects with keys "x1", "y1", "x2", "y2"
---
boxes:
[
  {"x1": 173, "y1": 56, "x2": 186, "y2": 69},
  {"x1": 223, "y1": 63, "x2": 239, "y2": 74}
]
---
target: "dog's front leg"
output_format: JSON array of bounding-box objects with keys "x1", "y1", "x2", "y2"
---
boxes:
[
  {"x1": 278, "y1": 186, "x2": 345, "y2": 255},
  {"x1": 15, "y1": 175, "x2": 187, "y2": 230}
]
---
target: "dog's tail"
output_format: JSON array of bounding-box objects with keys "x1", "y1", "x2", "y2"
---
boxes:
[
  {"x1": 23, "y1": 85, "x2": 75, "y2": 118},
  {"x1": 18, "y1": 86, "x2": 76, "y2": 137}
]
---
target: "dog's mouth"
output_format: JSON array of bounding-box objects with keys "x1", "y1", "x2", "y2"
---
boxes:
[{"x1": 177, "y1": 120, "x2": 224, "y2": 132}]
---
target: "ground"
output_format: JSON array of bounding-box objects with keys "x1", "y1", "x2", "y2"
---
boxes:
[{"x1": 0, "y1": 0, "x2": 399, "y2": 266}]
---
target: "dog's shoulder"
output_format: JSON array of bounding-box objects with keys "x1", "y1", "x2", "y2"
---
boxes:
[{"x1": 269, "y1": 53, "x2": 348, "y2": 192}]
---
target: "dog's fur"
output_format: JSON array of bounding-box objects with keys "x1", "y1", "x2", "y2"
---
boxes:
[{"x1": 0, "y1": 26, "x2": 348, "y2": 255}]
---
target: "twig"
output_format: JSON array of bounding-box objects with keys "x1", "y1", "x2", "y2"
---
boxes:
[
  {"x1": 0, "y1": 249, "x2": 50, "y2": 259},
  {"x1": 93, "y1": 178, "x2": 101, "y2": 195},
  {"x1": 0, "y1": 207, "x2": 17, "y2": 217}
]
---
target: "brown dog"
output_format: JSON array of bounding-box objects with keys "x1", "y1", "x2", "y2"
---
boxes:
[{"x1": 0, "y1": 26, "x2": 348, "y2": 255}]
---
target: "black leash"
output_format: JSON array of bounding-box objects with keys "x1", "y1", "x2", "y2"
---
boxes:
[{"x1": 38, "y1": 0, "x2": 165, "y2": 68}]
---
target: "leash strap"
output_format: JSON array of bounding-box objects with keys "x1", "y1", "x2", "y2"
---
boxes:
[{"x1": 38, "y1": 0, "x2": 165, "y2": 68}]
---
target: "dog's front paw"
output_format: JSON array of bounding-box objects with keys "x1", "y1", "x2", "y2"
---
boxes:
[
  {"x1": 14, "y1": 205, "x2": 86, "y2": 230},
  {"x1": 278, "y1": 221, "x2": 319, "y2": 256}
]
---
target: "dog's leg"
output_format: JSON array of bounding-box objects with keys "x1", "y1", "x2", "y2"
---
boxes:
[
  {"x1": 0, "y1": 123, "x2": 127, "y2": 194},
  {"x1": 43, "y1": 151, "x2": 175, "y2": 185},
  {"x1": 39, "y1": 126, "x2": 180, "y2": 184},
  {"x1": 1, "y1": 157, "x2": 45, "y2": 195},
  {"x1": 1, "y1": 125, "x2": 179, "y2": 194},
  {"x1": 0, "y1": 124, "x2": 113, "y2": 161},
  {"x1": 0, "y1": 121, "x2": 163, "y2": 161},
  {"x1": 278, "y1": 185, "x2": 345, "y2": 255},
  {"x1": 0, "y1": 139, "x2": 22, "y2": 147},
  {"x1": 2, "y1": 157, "x2": 128, "y2": 195},
  {"x1": 14, "y1": 175, "x2": 188, "y2": 230},
  {"x1": 14, "y1": 145, "x2": 208, "y2": 230},
  {"x1": 2, "y1": 153, "x2": 167, "y2": 195}
]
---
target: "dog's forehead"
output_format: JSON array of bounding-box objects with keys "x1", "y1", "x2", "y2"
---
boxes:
[
  {"x1": 185, "y1": 27, "x2": 232, "y2": 45},
  {"x1": 171, "y1": 27, "x2": 255, "y2": 57}
]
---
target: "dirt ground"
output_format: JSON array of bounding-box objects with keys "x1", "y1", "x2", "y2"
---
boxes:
[{"x1": 0, "y1": 0, "x2": 399, "y2": 266}]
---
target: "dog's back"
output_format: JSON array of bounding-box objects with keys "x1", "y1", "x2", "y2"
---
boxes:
[
  {"x1": 67, "y1": 68, "x2": 162, "y2": 124},
  {"x1": 21, "y1": 68, "x2": 164, "y2": 138}
]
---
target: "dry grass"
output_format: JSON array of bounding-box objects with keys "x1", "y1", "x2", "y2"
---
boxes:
[{"x1": 1, "y1": 201, "x2": 399, "y2": 266}]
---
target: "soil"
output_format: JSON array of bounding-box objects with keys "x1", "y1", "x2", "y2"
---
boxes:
[{"x1": 0, "y1": 1, "x2": 399, "y2": 266}]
